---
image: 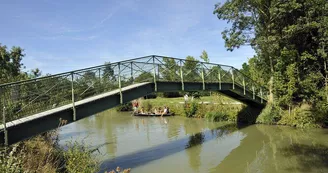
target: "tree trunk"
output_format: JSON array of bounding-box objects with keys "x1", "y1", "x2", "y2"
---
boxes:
[
  {"x1": 268, "y1": 55, "x2": 274, "y2": 103},
  {"x1": 325, "y1": 60, "x2": 328, "y2": 103}
]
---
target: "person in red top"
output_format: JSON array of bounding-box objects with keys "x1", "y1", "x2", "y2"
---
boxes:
[{"x1": 132, "y1": 100, "x2": 139, "y2": 113}]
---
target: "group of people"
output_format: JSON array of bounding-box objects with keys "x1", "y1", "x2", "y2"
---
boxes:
[{"x1": 132, "y1": 100, "x2": 170, "y2": 116}]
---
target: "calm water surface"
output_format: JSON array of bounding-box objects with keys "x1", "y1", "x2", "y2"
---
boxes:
[{"x1": 58, "y1": 110, "x2": 328, "y2": 173}]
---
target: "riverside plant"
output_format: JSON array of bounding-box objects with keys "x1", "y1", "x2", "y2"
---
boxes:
[{"x1": 0, "y1": 120, "x2": 100, "y2": 173}]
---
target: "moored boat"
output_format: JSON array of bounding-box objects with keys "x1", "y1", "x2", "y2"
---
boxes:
[{"x1": 133, "y1": 112, "x2": 174, "y2": 117}]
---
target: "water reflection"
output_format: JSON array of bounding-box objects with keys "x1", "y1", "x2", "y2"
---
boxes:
[
  {"x1": 59, "y1": 111, "x2": 328, "y2": 173},
  {"x1": 99, "y1": 123, "x2": 237, "y2": 172}
]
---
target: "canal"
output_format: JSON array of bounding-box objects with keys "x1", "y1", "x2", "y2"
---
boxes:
[{"x1": 58, "y1": 110, "x2": 328, "y2": 173}]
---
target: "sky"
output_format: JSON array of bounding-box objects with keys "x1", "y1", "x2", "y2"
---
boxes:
[{"x1": 0, "y1": 0, "x2": 255, "y2": 74}]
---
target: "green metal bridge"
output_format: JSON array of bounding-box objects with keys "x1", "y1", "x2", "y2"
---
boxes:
[{"x1": 0, "y1": 55, "x2": 268, "y2": 145}]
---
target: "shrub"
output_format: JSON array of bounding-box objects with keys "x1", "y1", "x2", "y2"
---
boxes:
[
  {"x1": 63, "y1": 141, "x2": 99, "y2": 173},
  {"x1": 184, "y1": 101, "x2": 198, "y2": 117},
  {"x1": 278, "y1": 104, "x2": 323, "y2": 128},
  {"x1": 256, "y1": 104, "x2": 282, "y2": 124},
  {"x1": 116, "y1": 102, "x2": 132, "y2": 112},
  {"x1": 141, "y1": 100, "x2": 153, "y2": 112}
]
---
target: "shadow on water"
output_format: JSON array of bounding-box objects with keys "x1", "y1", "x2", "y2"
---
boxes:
[
  {"x1": 237, "y1": 105, "x2": 263, "y2": 124},
  {"x1": 98, "y1": 123, "x2": 240, "y2": 172},
  {"x1": 281, "y1": 144, "x2": 328, "y2": 172}
]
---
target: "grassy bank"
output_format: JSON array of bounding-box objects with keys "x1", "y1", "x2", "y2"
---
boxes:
[
  {"x1": 137, "y1": 94, "x2": 328, "y2": 128},
  {"x1": 138, "y1": 93, "x2": 244, "y2": 122}
]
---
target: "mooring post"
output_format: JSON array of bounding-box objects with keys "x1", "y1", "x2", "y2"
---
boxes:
[
  {"x1": 2, "y1": 105, "x2": 8, "y2": 146},
  {"x1": 152, "y1": 56, "x2": 157, "y2": 92},
  {"x1": 118, "y1": 62, "x2": 123, "y2": 104},
  {"x1": 218, "y1": 66, "x2": 222, "y2": 90},
  {"x1": 201, "y1": 63, "x2": 205, "y2": 90},
  {"x1": 232, "y1": 68, "x2": 235, "y2": 90},
  {"x1": 243, "y1": 77, "x2": 246, "y2": 95},
  {"x1": 180, "y1": 60, "x2": 184, "y2": 91},
  {"x1": 71, "y1": 72, "x2": 76, "y2": 121}
]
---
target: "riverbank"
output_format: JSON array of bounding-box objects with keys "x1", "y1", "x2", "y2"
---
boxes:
[
  {"x1": 136, "y1": 94, "x2": 327, "y2": 128},
  {"x1": 137, "y1": 94, "x2": 244, "y2": 122},
  {"x1": 0, "y1": 128, "x2": 131, "y2": 173}
]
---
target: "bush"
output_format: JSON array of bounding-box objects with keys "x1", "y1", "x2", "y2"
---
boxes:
[
  {"x1": 63, "y1": 141, "x2": 99, "y2": 173},
  {"x1": 256, "y1": 104, "x2": 282, "y2": 124},
  {"x1": 184, "y1": 101, "x2": 198, "y2": 117},
  {"x1": 141, "y1": 100, "x2": 153, "y2": 112},
  {"x1": 278, "y1": 104, "x2": 324, "y2": 128},
  {"x1": 116, "y1": 102, "x2": 132, "y2": 112},
  {"x1": 0, "y1": 129, "x2": 100, "y2": 173}
]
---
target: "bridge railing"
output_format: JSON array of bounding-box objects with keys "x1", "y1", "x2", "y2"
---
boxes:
[{"x1": 0, "y1": 55, "x2": 268, "y2": 128}]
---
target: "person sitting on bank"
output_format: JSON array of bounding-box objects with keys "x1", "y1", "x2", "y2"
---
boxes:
[
  {"x1": 162, "y1": 106, "x2": 169, "y2": 116},
  {"x1": 132, "y1": 100, "x2": 139, "y2": 113}
]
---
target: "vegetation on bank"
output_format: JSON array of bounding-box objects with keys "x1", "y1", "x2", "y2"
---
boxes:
[
  {"x1": 0, "y1": 126, "x2": 131, "y2": 173},
  {"x1": 0, "y1": 130, "x2": 100, "y2": 173},
  {"x1": 135, "y1": 93, "x2": 244, "y2": 122},
  {"x1": 215, "y1": 0, "x2": 328, "y2": 127}
]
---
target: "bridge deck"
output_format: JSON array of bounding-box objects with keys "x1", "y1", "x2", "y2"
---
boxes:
[{"x1": 0, "y1": 81, "x2": 265, "y2": 145}]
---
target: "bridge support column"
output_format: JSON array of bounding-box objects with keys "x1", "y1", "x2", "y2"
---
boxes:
[
  {"x1": 152, "y1": 56, "x2": 157, "y2": 92},
  {"x1": 131, "y1": 62, "x2": 134, "y2": 84},
  {"x1": 218, "y1": 67, "x2": 222, "y2": 90},
  {"x1": 243, "y1": 77, "x2": 246, "y2": 95},
  {"x1": 252, "y1": 85, "x2": 255, "y2": 99},
  {"x1": 201, "y1": 63, "x2": 205, "y2": 90},
  {"x1": 98, "y1": 68, "x2": 101, "y2": 83},
  {"x1": 118, "y1": 63, "x2": 123, "y2": 104},
  {"x1": 232, "y1": 68, "x2": 235, "y2": 90},
  {"x1": 71, "y1": 72, "x2": 76, "y2": 121},
  {"x1": 2, "y1": 106, "x2": 8, "y2": 146},
  {"x1": 180, "y1": 60, "x2": 184, "y2": 91}
]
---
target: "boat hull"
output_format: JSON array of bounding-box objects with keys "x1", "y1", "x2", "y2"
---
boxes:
[{"x1": 133, "y1": 113, "x2": 174, "y2": 117}]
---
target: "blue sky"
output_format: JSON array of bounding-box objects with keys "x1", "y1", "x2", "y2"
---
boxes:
[{"x1": 0, "y1": 0, "x2": 254, "y2": 74}]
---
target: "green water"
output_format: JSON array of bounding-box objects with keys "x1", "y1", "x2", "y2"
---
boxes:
[{"x1": 58, "y1": 110, "x2": 328, "y2": 173}]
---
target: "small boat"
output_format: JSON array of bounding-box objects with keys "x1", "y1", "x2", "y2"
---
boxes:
[{"x1": 133, "y1": 112, "x2": 174, "y2": 117}]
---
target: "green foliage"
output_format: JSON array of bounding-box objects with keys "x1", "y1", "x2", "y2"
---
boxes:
[
  {"x1": 0, "y1": 44, "x2": 27, "y2": 84},
  {"x1": 200, "y1": 50, "x2": 209, "y2": 63},
  {"x1": 0, "y1": 145, "x2": 23, "y2": 173},
  {"x1": 205, "y1": 111, "x2": 229, "y2": 122},
  {"x1": 63, "y1": 141, "x2": 99, "y2": 173},
  {"x1": 215, "y1": 0, "x2": 328, "y2": 127},
  {"x1": 256, "y1": 104, "x2": 282, "y2": 125},
  {"x1": 278, "y1": 104, "x2": 326, "y2": 128},
  {"x1": 141, "y1": 100, "x2": 153, "y2": 112},
  {"x1": 116, "y1": 102, "x2": 132, "y2": 112},
  {"x1": 184, "y1": 101, "x2": 198, "y2": 117},
  {"x1": 134, "y1": 72, "x2": 153, "y2": 83}
]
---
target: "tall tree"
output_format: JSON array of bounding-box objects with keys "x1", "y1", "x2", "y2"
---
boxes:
[
  {"x1": 214, "y1": 0, "x2": 283, "y2": 102},
  {"x1": 200, "y1": 50, "x2": 209, "y2": 63},
  {"x1": 0, "y1": 44, "x2": 26, "y2": 83}
]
